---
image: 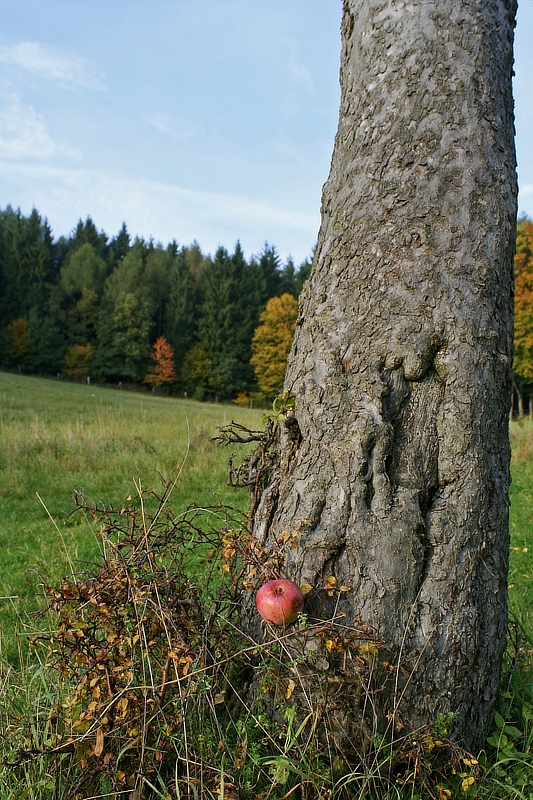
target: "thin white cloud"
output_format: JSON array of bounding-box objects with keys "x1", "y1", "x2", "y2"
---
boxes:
[
  {"x1": 0, "y1": 42, "x2": 105, "y2": 90},
  {"x1": 0, "y1": 96, "x2": 80, "y2": 160},
  {"x1": 0, "y1": 162, "x2": 318, "y2": 262},
  {"x1": 148, "y1": 112, "x2": 205, "y2": 142},
  {"x1": 287, "y1": 54, "x2": 315, "y2": 96}
]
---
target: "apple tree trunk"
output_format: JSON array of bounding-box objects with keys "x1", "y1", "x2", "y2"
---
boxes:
[{"x1": 247, "y1": 0, "x2": 517, "y2": 753}]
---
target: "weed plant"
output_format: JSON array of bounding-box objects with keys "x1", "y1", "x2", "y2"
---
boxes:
[{"x1": 0, "y1": 482, "x2": 482, "y2": 800}]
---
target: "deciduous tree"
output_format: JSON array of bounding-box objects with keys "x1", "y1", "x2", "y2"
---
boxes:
[
  {"x1": 144, "y1": 336, "x2": 176, "y2": 389},
  {"x1": 6, "y1": 317, "x2": 30, "y2": 363},
  {"x1": 95, "y1": 292, "x2": 151, "y2": 382},
  {"x1": 181, "y1": 344, "x2": 212, "y2": 400},
  {"x1": 60, "y1": 243, "x2": 106, "y2": 300},
  {"x1": 251, "y1": 293, "x2": 298, "y2": 397},
  {"x1": 246, "y1": 0, "x2": 517, "y2": 755},
  {"x1": 513, "y1": 216, "x2": 533, "y2": 414},
  {"x1": 63, "y1": 343, "x2": 95, "y2": 381}
]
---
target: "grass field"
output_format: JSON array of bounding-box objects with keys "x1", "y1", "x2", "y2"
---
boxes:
[
  {"x1": 0, "y1": 372, "x2": 532, "y2": 799},
  {"x1": 509, "y1": 421, "x2": 533, "y2": 630},
  {"x1": 0, "y1": 372, "x2": 263, "y2": 662}
]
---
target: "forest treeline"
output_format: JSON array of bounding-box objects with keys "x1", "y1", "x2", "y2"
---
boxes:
[
  {"x1": 513, "y1": 215, "x2": 533, "y2": 415},
  {"x1": 1, "y1": 206, "x2": 533, "y2": 409},
  {"x1": 0, "y1": 205, "x2": 308, "y2": 402}
]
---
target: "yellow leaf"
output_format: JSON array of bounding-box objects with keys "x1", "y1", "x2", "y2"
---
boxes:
[
  {"x1": 339, "y1": 585, "x2": 351, "y2": 592},
  {"x1": 117, "y1": 697, "x2": 129, "y2": 715},
  {"x1": 300, "y1": 583, "x2": 313, "y2": 595},
  {"x1": 358, "y1": 642, "x2": 378, "y2": 656},
  {"x1": 462, "y1": 776, "x2": 475, "y2": 791},
  {"x1": 285, "y1": 679, "x2": 296, "y2": 699},
  {"x1": 235, "y1": 736, "x2": 247, "y2": 770},
  {"x1": 72, "y1": 719, "x2": 90, "y2": 733}
]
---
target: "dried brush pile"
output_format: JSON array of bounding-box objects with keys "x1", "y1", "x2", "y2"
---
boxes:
[{"x1": 4, "y1": 477, "x2": 481, "y2": 800}]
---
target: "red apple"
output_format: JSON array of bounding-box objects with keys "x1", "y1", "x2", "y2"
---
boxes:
[{"x1": 255, "y1": 579, "x2": 304, "y2": 626}]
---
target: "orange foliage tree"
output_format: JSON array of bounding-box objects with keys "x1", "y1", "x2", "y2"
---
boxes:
[
  {"x1": 251, "y1": 293, "x2": 298, "y2": 398},
  {"x1": 513, "y1": 216, "x2": 533, "y2": 415},
  {"x1": 144, "y1": 336, "x2": 176, "y2": 389}
]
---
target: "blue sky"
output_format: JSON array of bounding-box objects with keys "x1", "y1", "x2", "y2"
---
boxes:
[{"x1": 0, "y1": 0, "x2": 531, "y2": 265}]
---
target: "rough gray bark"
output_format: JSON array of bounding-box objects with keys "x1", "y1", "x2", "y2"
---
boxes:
[{"x1": 249, "y1": 0, "x2": 517, "y2": 752}]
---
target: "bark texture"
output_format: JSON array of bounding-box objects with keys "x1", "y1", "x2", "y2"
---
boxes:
[{"x1": 250, "y1": 0, "x2": 517, "y2": 752}]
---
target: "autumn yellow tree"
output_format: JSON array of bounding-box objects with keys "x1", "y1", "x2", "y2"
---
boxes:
[
  {"x1": 144, "y1": 336, "x2": 176, "y2": 390},
  {"x1": 513, "y1": 216, "x2": 533, "y2": 415},
  {"x1": 63, "y1": 343, "x2": 95, "y2": 381},
  {"x1": 180, "y1": 344, "x2": 212, "y2": 400},
  {"x1": 6, "y1": 318, "x2": 30, "y2": 363},
  {"x1": 251, "y1": 293, "x2": 298, "y2": 397}
]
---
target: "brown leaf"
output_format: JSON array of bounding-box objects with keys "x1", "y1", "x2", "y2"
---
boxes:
[{"x1": 94, "y1": 727, "x2": 104, "y2": 758}]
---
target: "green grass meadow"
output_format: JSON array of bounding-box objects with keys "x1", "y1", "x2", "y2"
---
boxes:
[
  {"x1": 0, "y1": 372, "x2": 532, "y2": 799},
  {"x1": 0, "y1": 372, "x2": 262, "y2": 659},
  {"x1": 509, "y1": 421, "x2": 533, "y2": 630}
]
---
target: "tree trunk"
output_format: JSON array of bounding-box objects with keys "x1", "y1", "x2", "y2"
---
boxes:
[{"x1": 247, "y1": 0, "x2": 516, "y2": 754}]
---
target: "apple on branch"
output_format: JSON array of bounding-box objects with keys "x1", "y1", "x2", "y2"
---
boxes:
[{"x1": 255, "y1": 579, "x2": 304, "y2": 626}]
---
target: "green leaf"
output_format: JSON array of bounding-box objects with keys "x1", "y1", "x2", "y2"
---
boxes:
[
  {"x1": 503, "y1": 724, "x2": 522, "y2": 740},
  {"x1": 494, "y1": 711, "x2": 506, "y2": 729}
]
